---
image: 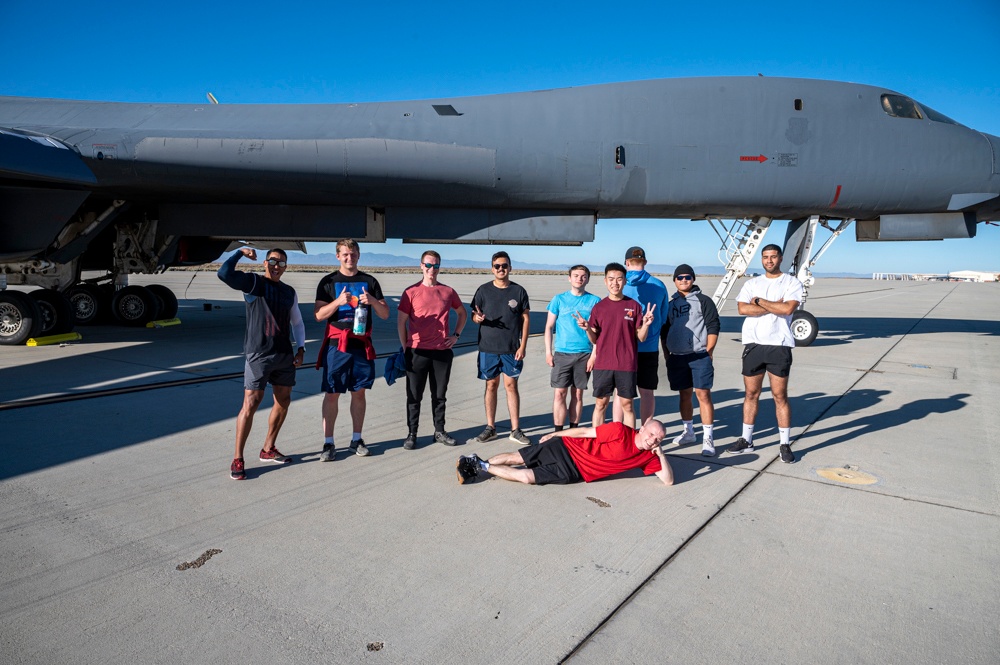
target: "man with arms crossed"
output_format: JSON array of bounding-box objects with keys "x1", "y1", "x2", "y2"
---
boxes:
[
  {"x1": 397, "y1": 250, "x2": 468, "y2": 449},
  {"x1": 617, "y1": 246, "x2": 668, "y2": 425},
  {"x1": 467, "y1": 251, "x2": 532, "y2": 445},
  {"x1": 585, "y1": 262, "x2": 655, "y2": 429},
  {"x1": 218, "y1": 247, "x2": 306, "y2": 480},
  {"x1": 727, "y1": 244, "x2": 802, "y2": 463},
  {"x1": 661, "y1": 264, "x2": 720, "y2": 456},
  {"x1": 314, "y1": 239, "x2": 389, "y2": 460},
  {"x1": 544, "y1": 265, "x2": 600, "y2": 432},
  {"x1": 456, "y1": 419, "x2": 673, "y2": 486}
]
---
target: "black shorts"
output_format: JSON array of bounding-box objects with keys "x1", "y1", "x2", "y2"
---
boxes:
[
  {"x1": 742, "y1": 343, "x2": 793, "y2": 378},
  {"x1": 520, "y1": 439, "x2": 582, "y2": 485},
  {"x1": 636, "y1": 351, "x2": 659, "y2": 390},
  {"x1": 592, "y1": 369, "x2": 637, "y2": 399},
  {"x1": 244, "y1": 352, "x2": 296, "y2": 391}
]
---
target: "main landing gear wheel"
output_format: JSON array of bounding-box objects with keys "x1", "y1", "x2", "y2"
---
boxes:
[
  {"x1": 68, "y1": 284, "x2": 110, "y2": 325},
  {"x1": 145, "y1": 284, "x2": 178, "y2": 319},
  {"x1": 30, "y1": 289, "x2": 75, "y2": 336},
  {"x1": 791, "y1": 310, "x2": 818, "y2": 347},
  {"x1": 0, "y1": 291, "x2": 43, "y2": 345},
  {"x1": 111, "y1": 285, "x2": 160, "y2": 326}
]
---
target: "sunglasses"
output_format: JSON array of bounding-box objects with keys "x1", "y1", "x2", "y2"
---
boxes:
[
  {"x1": 266, "y1": 258, "x2": 288, "y2": 268},
  {"x1": 493, "y1": 263, "x2": 510, "y2": 271},
  {"x1": 423, "y1": 262, "x2": 440, "y2": 269},
  {"x1": 674, "y1": 275, "x2": 694, "y2": 281}
]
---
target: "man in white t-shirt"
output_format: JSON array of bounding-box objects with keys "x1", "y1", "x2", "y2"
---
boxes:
[{"x1": 727, "y1": 244, "x2": 803, "y2": 463}]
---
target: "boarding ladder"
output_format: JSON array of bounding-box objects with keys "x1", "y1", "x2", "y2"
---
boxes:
[{"x1": 707, "y1": 216, "x2": 774, "y2": 310}]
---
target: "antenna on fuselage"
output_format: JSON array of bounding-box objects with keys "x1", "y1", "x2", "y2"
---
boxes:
[{"x1": 206, "y1": 92, "x2": 219, "y2": 104}]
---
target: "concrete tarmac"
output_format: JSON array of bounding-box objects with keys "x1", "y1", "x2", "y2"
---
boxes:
[{"x1": 1, "y1": 270, "x2": 997, "y2": 664}]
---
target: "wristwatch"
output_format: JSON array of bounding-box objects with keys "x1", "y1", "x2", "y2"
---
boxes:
[{"x1": 754, "y1": 297, "x2": 761, "y2": 307}]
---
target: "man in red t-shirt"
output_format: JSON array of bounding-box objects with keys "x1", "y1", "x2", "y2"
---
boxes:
[
  {"x1": 456, "y1": 420, "x2": 673, "y2": 486},
  {"x1": 397, "y1": 250, "x2": 468, "y2": 449}
]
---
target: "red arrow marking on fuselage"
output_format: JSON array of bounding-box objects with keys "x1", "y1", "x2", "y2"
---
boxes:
[
  {"x1": 739, "y1": 154, "x2": 767, "y2": 163},
  {"x1": 829, "y1": 184, "x2": 842, "y2": 208}
]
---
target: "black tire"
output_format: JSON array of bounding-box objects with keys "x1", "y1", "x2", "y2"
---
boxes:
[
  {"x1": 145, "y1": 284, "x2": 179, "y2": 319},
  {"x1": 30, "y1": 288, "x2": 75, "y2": 335},
  {"x1": 0, "y1": 291, "x2": 43, "y2": 345},
  {"x1": 68, "y1": 284, "x2": 110, "y2": 325},
  {"x1": 111, "y1": 285, "x2": 160, "y2": 326},
  {"x1": 791, "y1": 310, "x2": 819, "y2": 347}
]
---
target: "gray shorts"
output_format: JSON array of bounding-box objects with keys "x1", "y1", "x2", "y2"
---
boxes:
[
  {"x1": 244, "y1": 352, "x2": 297, "y2": 391},
  {"x1": 550, "y1": 352, "x2": 591, "y2": 390}
]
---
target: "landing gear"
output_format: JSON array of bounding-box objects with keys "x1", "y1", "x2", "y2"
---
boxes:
[
  {"x1": 29, "y1": 288, "x2": 74, "y2": 336},
  {"x1": 145, "y1": 284, "x2": 178, "y2": 319},
  {"x1": 706, "y1": 215, "x2": 854, "y2": 347},
  {"x1": 68, "y1": 283, "x2": 110, "y2": 325},
  {"x1": 790, "y1": 311, "x2": 819, "y2": 346},
  {"x1": 111, "y1": 285, "x2": 160, "y2": 326},
  {"x1": 0, "y1": 291, "x2": 42, "y2": 345}
]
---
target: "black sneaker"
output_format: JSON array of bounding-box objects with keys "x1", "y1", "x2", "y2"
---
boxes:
[
  {"x1": 726, "y1": 437, "x2": 754, "y2": 455},
  {"x1": 319, "y1": 443, "x2": 336, "y2": 462},
  {"x1": 403, "y1": 433, "x2": 417, "y2": 450},
  {"x1": 467, "y1": 426, "x2": 497, "y2": 444},
  {"x1": 456, "y1": 454, "x2": 483, "y2": 484},
  {"x1": 779, "y1": 444, "x2": 795, "y2": 463},
  {"x1": 350, "y1": 438, "x2": 371, "y2": 457},
  {"x1": 434, "y1": 431, "x2": 457, "y2": 446}
]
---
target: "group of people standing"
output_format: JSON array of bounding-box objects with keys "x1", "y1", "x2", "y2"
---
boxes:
[{"x1": 218, "y1": 239, "x2": 801, "y2": 489}]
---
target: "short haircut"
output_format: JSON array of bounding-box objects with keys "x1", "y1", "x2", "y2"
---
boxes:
[
  {"x1": 604, "y1": 262, "x2": 627, "y2": 277},
  {"x1": 336, "y1": 238, "x2": 360, "y2": 254},
  {"x1": 568, "y1": 264, "x2": 590, "y2": 278},
  {"x1": 491, "y1": 251, "x2": 511, "y2": 265},
  {"x1": 421, "y1": 250, "x2": 441, "y2": 263},
  {"x1": 761, "y1": 243, "x2": 783, "y2": 256},
  {"x1": 266, "y1": 248, "x2": 288, "y2": 260}
]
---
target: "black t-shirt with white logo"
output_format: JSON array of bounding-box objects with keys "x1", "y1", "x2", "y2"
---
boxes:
[{"x1": 470, "y1": 281, "x2": 530, "y2": 354}]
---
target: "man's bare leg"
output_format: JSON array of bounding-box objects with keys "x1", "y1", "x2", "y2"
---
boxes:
[
  {"x1": 483, "y1": 450, "x2": 535, "y2": 484},
  {"x1": 503, "y1": 374, "x2": 520, "y2": 430},
  {"x1": 262, "y1": 385, "x2": 292, "y2": 452},
  {"x1": 484, "y1": 377, "x2": 500, "y2": 427},
  {"x1": 235, "y1": 389, "x2": 264, "y2": 458},
  {"x1": 593, "y1": 396, "x2": 610, "y2": 427},
  {"x1": 322, "y1": 392, "x2": 341, "y2": 438},
  {"x1": 350, "y1": 388, "x2": 367, "y2": 432},
  {"x1": 553, "y1": 387, "x2": 569, "y2": 427}
]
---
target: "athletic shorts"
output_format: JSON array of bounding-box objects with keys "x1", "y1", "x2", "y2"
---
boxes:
[
  {"x1": 477, "y1": 352, "x2": 523, "y2": 380},
  {"x1": 592, "y1": 369, "x2": 637, "y2": 399},
  {"x1": 667, "y1": 351, "x2": 715, "y2": 391},
  {"x1": 550, "y1": 352, "x2": 591, "y2": 390},
  {"x1": 519, "y1": 439, "x2": 582, "y2": 485},
  {"x1": 244, "y1": 352, "x2": 296, "y2": 391},
  {"x1": 322, "y1": 346, "x2": 375, "y2": 393},
  {"x1": 636, "y1": 351, "x2": 659, "y2": 390},
  {"x1": 741, "y1": 343, "x2": 793, "y2": 378}
]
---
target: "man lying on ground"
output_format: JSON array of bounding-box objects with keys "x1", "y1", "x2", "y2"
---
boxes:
[{"x1": 456, "y1": 420, "x2": 673, "y2": 486}]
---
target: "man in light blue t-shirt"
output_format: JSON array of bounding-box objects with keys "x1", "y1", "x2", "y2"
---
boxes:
[{"x1": 544, "y1": 265, "x2": 601, "y2": 431}]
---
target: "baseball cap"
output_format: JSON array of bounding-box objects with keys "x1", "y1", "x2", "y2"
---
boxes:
[{"x1": 624, "y1": 246, "x2": 646, "y2": 262}]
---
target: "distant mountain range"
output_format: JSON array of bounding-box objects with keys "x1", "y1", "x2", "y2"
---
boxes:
[{"x1": 284, "y1": 251, "x2": 867, "y2": 278}]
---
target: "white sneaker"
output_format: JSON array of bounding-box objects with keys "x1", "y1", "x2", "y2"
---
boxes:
[
  {"x1": 673, "y1": 431, "x2": 697, "y2": 446},
  {"x1": 701, "y1": 441, "x2": 716, "y2": 457}
]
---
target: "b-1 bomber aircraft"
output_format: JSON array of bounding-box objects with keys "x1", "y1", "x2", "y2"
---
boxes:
[{"x1": 1, "y1": 76, "x2": 997, "y2": 344}]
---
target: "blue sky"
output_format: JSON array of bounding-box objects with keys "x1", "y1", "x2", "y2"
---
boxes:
[{"x1": 3, "y1": 0, "x2": 998, "y2": 273}]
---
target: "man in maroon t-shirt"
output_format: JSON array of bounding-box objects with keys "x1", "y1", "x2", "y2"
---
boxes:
[
  {"x1": 455, "y1": 420, "x2": 673, "y2": 486},
  {"x1": 585, "y1": 262, "x2": 656, "y2": 429}
]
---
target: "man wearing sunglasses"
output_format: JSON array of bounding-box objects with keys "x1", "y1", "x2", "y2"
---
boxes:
[
  {"x1": 467, "y1": 251, "x2": 532, "y2": 445},
  {"x1": 397, "y1": 251, "x2": 467, "y2": 449},
  {"x1": 314, "y1": 238, "x2": 389, "y2": 460},
  {"x1": 661, "y1": 264, "x2": 720, "y2": 456},
  {"x1": 218, "y1": 247, "x2": 306, "y2": 480}
]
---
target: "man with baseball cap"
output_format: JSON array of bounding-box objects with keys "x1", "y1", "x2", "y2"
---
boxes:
[
  {"x1": 618, "y1": 246, "x2": 668, "y2": 425},
  {"x1": 661, "y1": 264, "x2": 720, "y2": 456}
]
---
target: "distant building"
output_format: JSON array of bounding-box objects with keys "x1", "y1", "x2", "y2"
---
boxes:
[{"x1": 948, "y1": 271, "x2": 999, "y2": 283}]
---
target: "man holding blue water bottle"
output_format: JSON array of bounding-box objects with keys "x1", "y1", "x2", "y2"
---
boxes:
[{"x1": 314, "y1": 238, "x2": 389, "y2": 460}]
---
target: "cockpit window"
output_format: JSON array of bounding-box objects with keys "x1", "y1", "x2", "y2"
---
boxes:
[
  {"x1": 880, "y1": 94, "x2": 923, "y2": 120},
  {"x1": 918, "y1": 104, "x2": 959, "y2": 125}
]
